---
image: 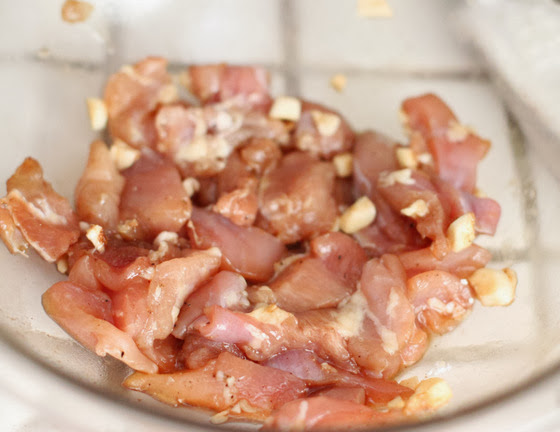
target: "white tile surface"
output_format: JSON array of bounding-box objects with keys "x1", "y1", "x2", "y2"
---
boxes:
[
  {"x1": 0, "y1": 0, "x2": 109, "y2": 63},
  {"x1": 294, "y1": 0, "x2": 477, "y2": 71},
  {"x1": 114, "y1": 0, "x2": 284, "y2": 65}
]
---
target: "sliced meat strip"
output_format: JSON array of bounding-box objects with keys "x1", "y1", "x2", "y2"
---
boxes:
[
  {"x1": 346, "y1": 255, "x2": 429, "y2": 378},
  {"x1": 124, "y1": 352, "x2": 306, "y2": 421},
  {"x1": 186, "y1": 64, "x2": 271, "y2": 111},
  {"x1": 104, "y1": 57, "x2": 171, "y2": 148},
  {"x1": 173, "y1": 270, "x2": 249, "y2": 339},
  {"x1": 188, "y1": 206, "x2": 286, "y2": 282},
  {"x1": 262, "y1": 349, "x2": 413, "y2": 404},
  {"x1": 262, "y1": 397, "x2": 397, "y2": 431},
  {"x1": 120, "y1": 150, "x2": 191, "y2": 240},
  {"x1": 42, "y1": 281, "x2": 157, "y2": 373},
  {"x1": 294, "y1": 101, "x2": 355, "y2": 159},
  {"x1": 75, "y1": 140, "x2": 125, "y2": 230},
  {"x1": 398, "y1": 245, "x2": 491, "y2": 279},
  {"x1": 402, "y1": 93, "x2": 490, "y2": 193},
  {"x1": 352, "y1": 132, "x2": 425, "y2": 251},
  {"x1": 141, "y1": 248, "x2": 222, "y2": 343},
  {"x1": 258, "y1": 152, "x2": 338, "y2": 244},
  {"x1": 3, "y1": 158, "x2": 80, "y2": 262},
  {"x1": 178, "y1": 333, "x2": 246, "y2": 369},
  {"x1": 407, "y1": 270, "x2": 474, "y2": 334}
]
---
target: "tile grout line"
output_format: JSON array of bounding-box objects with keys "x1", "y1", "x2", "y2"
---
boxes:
[
  {"x1": 280, "y1": 0, "x2": 301, "y2": 95},
  {"x1": 3, "y1": 53, "x2": 488, "y2": 82}
]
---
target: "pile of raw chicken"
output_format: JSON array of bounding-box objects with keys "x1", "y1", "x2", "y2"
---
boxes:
[{"x1": 0, "y1": 57, "x2": 517, "y2": 430}]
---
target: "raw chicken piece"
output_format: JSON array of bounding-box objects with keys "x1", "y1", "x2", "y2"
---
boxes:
[
  {"x1": 402, "y1": 93, "x2": 490, "y2": 193},
  {"x1": 186, "y1": 64, "x2": 271, "y2": 110},
  {"x1": 377, "y1": 170, "x2": 449, "y2": 258},
  {"x1": 120, "y1": 150, "x2": 191, "y2": 240},
  {"x1": 346, "y1": 255, "x2": 428, "y2": 378},
  {"x1": 42, "y1": 281, "x2": 157, "y2": 373},
  {"x1": 352, "y1": 132, "x2": 425, "y2": 251},
  {"x1": 179, "y1": 333, "x2": 246, "y2": 369},
  {"x1": 267, "y1": 231, "x2": 366, "y2": 312},
  {"x1": 75, "y1": 141, "x2": 125, "y2": 230},
  {"x1": 262, "y1": 397, "x2": 396, "y2": 431},
  {"x1": 270, "y1": 258, "x2": 353, "y2": 312},
  {"x1": 104, "y1": 57, "x2": 171, "y2": 148},
  {"x1": 313, "y1": 387, "x2": 366, "y2": 404},
  {"x1": 239, "y1": 137, "x2": 282, "y2": 176},
  {"x1": 433, "y1": 176, "x2": 501, "y2": 235},
  {"x1": 310, "y1": 232, "x2": 368, "y2": 288},
  {"x1": 2, "y1": 158, "x2": 80, "y2": 262},
  {"x1": 294, "y1": 101, "x2": 355, "y2": 159},
  {"x1": 407, "y1": 270, "x2": 474, "y2": 334},
  {"x1": 398, "y1": 245, "x2": 491, "y2": 278},
  {"x1": 173, "y1": 270, "x2": 249, "y2": 339},
  {"x1": 141, "y1": 248, "x2": 222, "y2": 343},
  {"x1": 124, "y1": 352, "x2": 307, "y2": 420},
  {"x1": 188, "y1": 207, "x2": 286, "y2": 282},
  {"x1": 197, "y1": 305, "x2": 355, "y2": 370},
  {"x1": 73, "y1": 241, "x2": 152, "y2": 291},
  {"x1": 0, "y1": 200, "x2": 28, "y2": 255},
  {"x1": 213, "y1": 177, "x2": 259, "y2": 227},
  {"x1": 263, "y1": 350, "x2": 413, "y2": 404},
  {"x1": 258, "y1": 152, "x2": 338, "y2": 244}
]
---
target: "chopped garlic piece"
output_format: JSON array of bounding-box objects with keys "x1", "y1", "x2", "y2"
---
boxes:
[
  {"x1": 210, "y1": 410, "x2": 229, "y2": 425},
  {"x1": 447, "y1": 120, "x2": 474, "y2": 142},
  {"x1": 310, "y1": 110, "x2": 341, "y2": 137},
  {"x1": 401, "y1": 199, "x2": 429, "y2": 218},
  {"x1": 269, "y1": 96, "x2": 302, "y2": 121},
  {"x1": 387, "y1": 396, "x2": 405, "y2": 410},
  {"x1": 396, "y1": 147, "x2": 418, "y2": 169},
  {"x1": 357, "y1": 0, "x2": 393, "y2": 17},
  {"x1": 417, "y1": 152, "x2": 433, "y2": 165},
  {"x1": 330, "y1": 74, "x2": 347, "y2": 92},
  {"x1": 110, "y1": 139, "x2": 141, "y2": 170},
  {"x1": 86, "y1": 224, "x2": 106, "y2": 253},
  {"x1": 473, "y1": 187, "x2": 487, "y2": 198},
  {"x1": 248, "y1": 304, "x2": 294, "y2": 326},
  {"x1": 154, "y1": 231, "x2": 179, "y2": 248},
  {"x1": 117, "y1": 219, "x2": 139, "y2": 240},
  {"x1": 320, "y1": 362, "x2": 337, "y2": 374},
  {"x1": 398, "y1": 109, "x2": 410, "y2": 127},
  {"x1": 56, "y1": 258, "x2": 69, "y2": 274},
  {"x1": 379, "y1": 169, "x2": 415, "y2": 187},
  {"x1": 176, "y1": 136, "x2": 230, "y2": 163},
  {"x1": 468, "y1": 267, "x2": 517, "y2": 306},
  {"x1": 332, "y1": 152, "x2": 353, "y2": 177},
  {"x1": 86, "y1": 98, "x2": 108, "y2": 131},
  {"x1": 182, "y1": 177, "x2": 200, "y2": 197},
  {"x1": 339, "y1": 196, "x2": 377, "y2": 234},
  {"x1": 79, "y1": 221, "x2": 90, "y2": 232},
  {"x1": 157, "y1": 84, "x2": 178, "y2": 104},
  {"x1": 405, "y1": 378, "x2": 452, "y2": 415},
  {"x1": 446, "y1": 212, "x2": 476, "y2": 252}
]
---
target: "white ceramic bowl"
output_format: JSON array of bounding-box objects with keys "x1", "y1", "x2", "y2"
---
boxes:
[{"x1": 1, "y1": 1, "x2": 559, "y2": 430}]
